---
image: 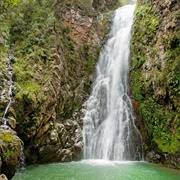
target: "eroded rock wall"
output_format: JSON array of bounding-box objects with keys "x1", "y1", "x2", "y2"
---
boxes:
[
  {"x1": 0, "y1": 1, "x2": 119, "y2": 174},
  {"x1": 12, "y1": 1, "x2": 107, "y2": 165}
]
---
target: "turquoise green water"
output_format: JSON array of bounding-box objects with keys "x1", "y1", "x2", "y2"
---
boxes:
[{"x1": 13, "y1": 160, "x2": 180, "y2": 180}]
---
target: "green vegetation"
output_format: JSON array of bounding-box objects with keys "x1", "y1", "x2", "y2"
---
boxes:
[
  {"x1": 0, "y1": 0, "x2": 56, "y2": 132},
  {"x1": 10, "y1": 0, "x2": 55, "y2": 121},
  {"x1": 0, "y1": 131, "x2": 21, "y2": 162},
  {"x1": 131, "y1": 0, "x2": 180, "y2": 158},
  {"x1": 1, "y1": 143, "x2": 21, "y2": 163},
  {"x1": 0, "y1": 132, "x2": 13, "y2": 143},
  {"x1": 0, "y1": 0, "x2": 21, "y2": 9},
  {"x1": 0, "y1": 0, "x2": 122, "y2": 169},
  {"x1": 119, "y1": 0, "x2": 136, "y2": 5},
  {"x1": 0, "y1": 1, "x2": 12, "y2": 116},
  {"x1": 7, "y1": 0, "x2": 21, "y2": 6},
  {"x1": 0, "y1": 0, "x2": 108, "y2": 129}
]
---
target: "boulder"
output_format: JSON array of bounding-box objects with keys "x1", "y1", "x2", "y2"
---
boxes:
[{"x1": 0, "y1": 125, "x2": 22, "y2": 179}]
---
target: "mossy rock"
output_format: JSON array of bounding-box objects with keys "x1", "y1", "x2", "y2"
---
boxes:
[{"x1": 0, "y1": 125, "x2": 22, "y2": 179}]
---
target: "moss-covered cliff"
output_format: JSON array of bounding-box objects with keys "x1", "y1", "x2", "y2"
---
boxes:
[
  {"x1": 2, "y1": 0, "x2": 179, "y2": 177},
  {"x1": 131, "y1": 0, "x2": 180, "y2": 168},
  {"x1": 1, "y1": 0, "x2": 104, "y2": 164},
  {"x1": 0, "y1": 0, "x2": 120, "y2": 177}
]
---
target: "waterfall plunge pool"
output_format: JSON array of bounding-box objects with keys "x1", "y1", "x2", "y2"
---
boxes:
[{"x1": 13, "y1": 160, "x2": 180, "y2": 180}]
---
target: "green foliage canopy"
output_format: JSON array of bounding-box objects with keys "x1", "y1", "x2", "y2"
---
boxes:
[{"x1": 6, "y1": 0, "x2": 22, "y2": 6}]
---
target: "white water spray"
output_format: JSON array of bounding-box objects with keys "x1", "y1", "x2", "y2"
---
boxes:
[
  {"x1": 1, "y1": 53, "x2": 14, "y2": 125},
  {"x1": 3, "y1": 72, "x2": 13, "y2": 119},
  {"x1": 83, "y1": 5, "x2": 143, "y2": 161}
]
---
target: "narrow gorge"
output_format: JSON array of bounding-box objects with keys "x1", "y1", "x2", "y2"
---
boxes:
[{"x1": 0, "y1": 0, "x2": 179, "y2": 179}]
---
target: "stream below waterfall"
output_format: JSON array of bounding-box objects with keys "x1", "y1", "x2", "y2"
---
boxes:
[{"x1": 13, "y1": 160, "x2": 180, "y2": 180}]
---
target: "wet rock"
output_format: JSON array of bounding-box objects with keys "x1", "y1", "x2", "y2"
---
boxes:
[
  {"x1": 7, "y1": 117, "x2": 16, "y2": 129},
  {"x1": 50, "y1": 129, "x2": 58, "y2": 142},
  {"x1": 162, "y1": 153, "x2": 180, "y2": 169},
  {"x1": 38, "y1": 144, "x2": 61, "y2": 163},
  {"x1": 73, "y1": 141, "x2": 83, "y2": 159},
  {"x1": 146, "y1": 151, "x2": 161, "y2": 163},
  {"x1": 58, "y1": 148, "x2": 73, "y2": 162},
  {"x1": 25, "y1": 118, "x2": 83, "y2": 164}
]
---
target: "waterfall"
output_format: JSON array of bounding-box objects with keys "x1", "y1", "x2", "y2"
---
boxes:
[
  {"x1": 83, "y1": 4, "x2": 143, "y2": 161},
  {"x1": 18, "y1": 144, "x2": 26, "y2": 169},
  {"x1": 1, "y1": 53, "x2": 14, "y2": 125},
  {"x1": 3, "y1": 70, "x2": 13, "y2": 120}
]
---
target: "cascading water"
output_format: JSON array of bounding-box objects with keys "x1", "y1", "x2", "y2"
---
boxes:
[
  {"x1": 18, "y1": 144, "x2": 26, "y2": 169},
  {"x1": 83, "y1": 4, "x2": 143, "y2": 161},
  {"x1": 3, "y1": 71, "x2": 13, "y2": 121},
  {"x1": 0, "y1": 53, "x2": 14, "y2": 125}
]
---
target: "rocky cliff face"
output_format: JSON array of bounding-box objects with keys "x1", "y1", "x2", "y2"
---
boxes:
[
  {"x1": 131, "y1": 0, "x2": 180, "y2": 168},
  {"x1": 0, "y1": 0, "x2": 118, "y2": 178},
  {"x1": 11, "y1": 1, "x2": 107, "y2": 164}
]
